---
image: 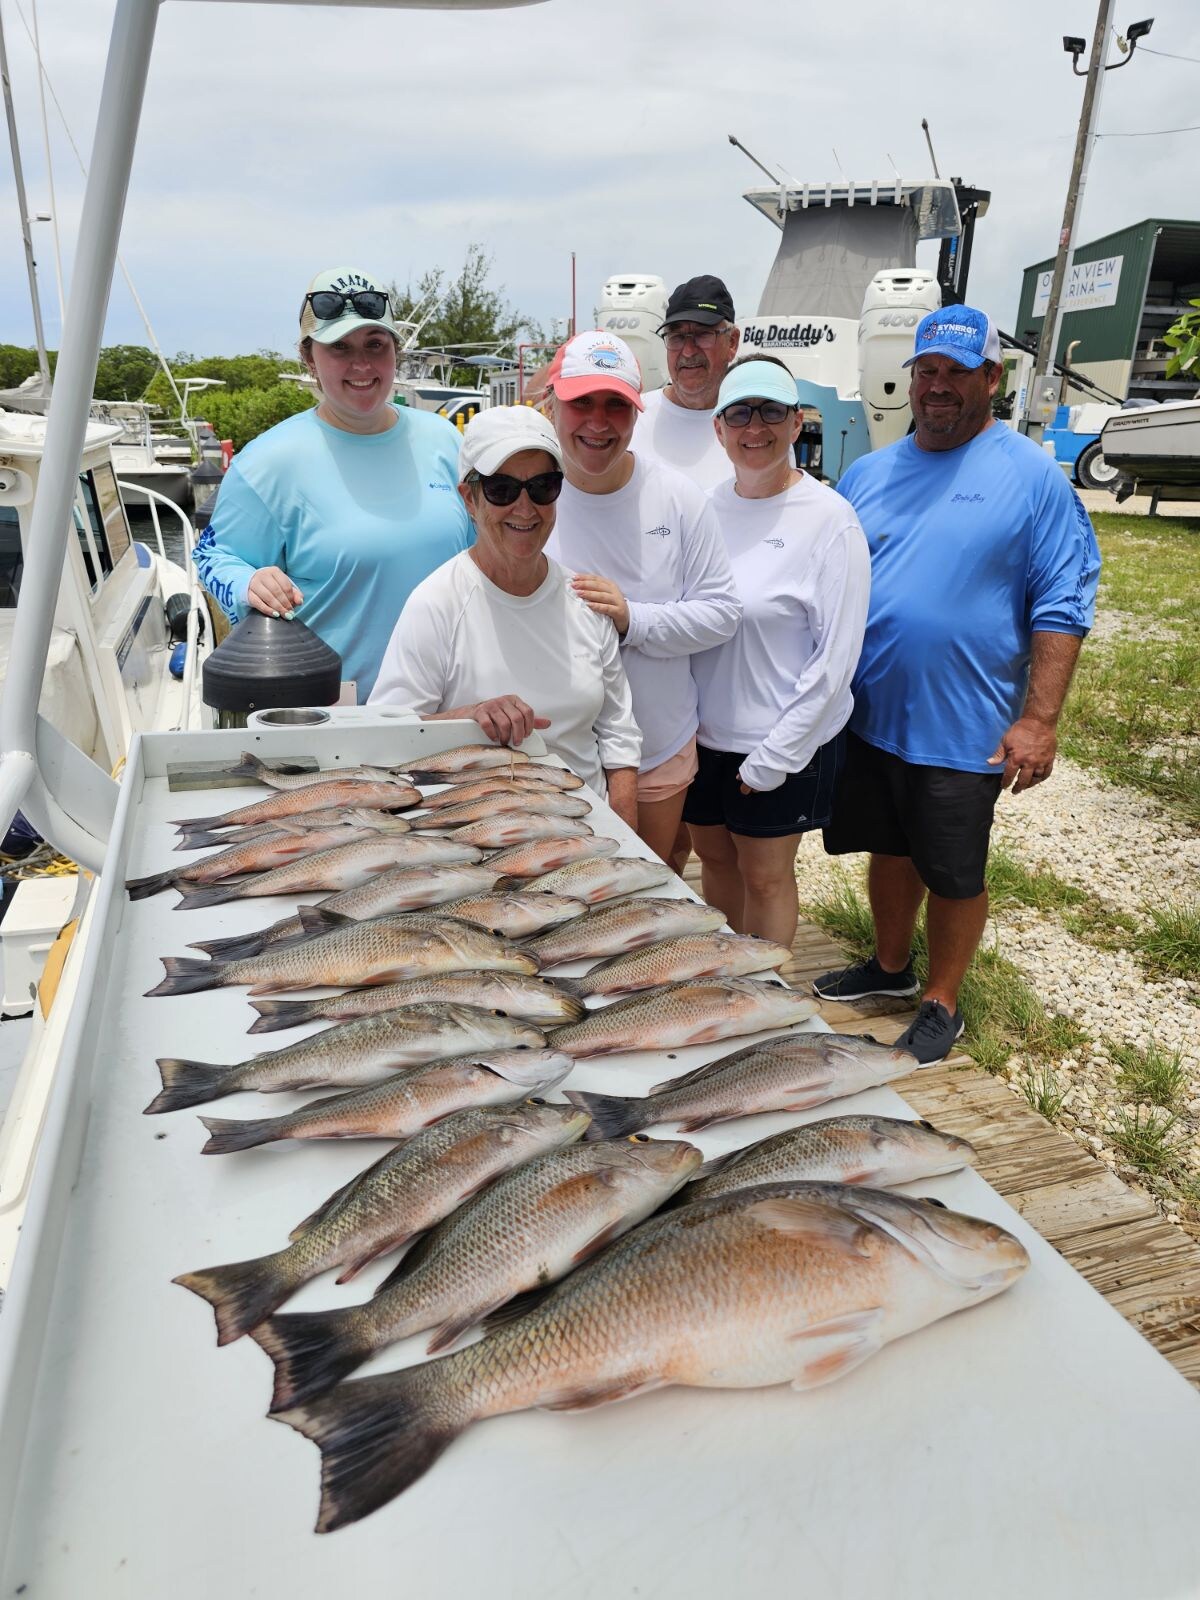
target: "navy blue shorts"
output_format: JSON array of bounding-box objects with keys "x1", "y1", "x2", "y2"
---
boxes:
[
  {"x1": 821, "y1": 732, "x2": 1002, "y2": 899},
  {"x1": 682, "y1": 735, "x2": 846, "y2": 839}
]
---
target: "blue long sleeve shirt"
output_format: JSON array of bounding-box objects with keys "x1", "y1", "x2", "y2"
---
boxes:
[
  {"x1": 836, "y1": 424, "x2": 1100, "y2": 773},
  {"x1": 194, "y1": 406, "x2": 471, "y2": 700}
]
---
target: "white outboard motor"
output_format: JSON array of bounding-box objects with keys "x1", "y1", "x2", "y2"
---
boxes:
[
  {"x1": 594, "y1": 273, "x2": 669, "y2": 392},
  {"x1": 858, "y1": 269, "x2": 942, "y2": 450}
]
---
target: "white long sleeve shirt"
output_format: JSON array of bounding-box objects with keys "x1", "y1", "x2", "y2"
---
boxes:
[
  {"x1": 546, "y1": 455, "x2": 742, "y2": 771},
  {"x1": 635, "y1": 388, "x2": 735, "y2": 492},
  {"x1": 692, "y1": 475, "x2": 871, "y2": 792},
  {"x1": 368, "y1": 553, "x2": 642, "y2": 795}
]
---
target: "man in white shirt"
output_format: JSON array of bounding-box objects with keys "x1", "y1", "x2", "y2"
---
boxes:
[{"x1": 636, "y1": 274, "x2": 741, "y2": 491}]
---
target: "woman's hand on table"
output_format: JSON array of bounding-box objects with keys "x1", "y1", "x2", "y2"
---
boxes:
[
  {"x1": 247, "y1": 566, "x2": 304, "y2": 618},
  {"x1": 570, "y1": 574, "x2": 630, "y2": 637},
  {"x1": 468, "y1": 696, "x2": 551, "y2": 748}
]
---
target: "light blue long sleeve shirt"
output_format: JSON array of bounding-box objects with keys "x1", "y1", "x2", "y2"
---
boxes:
[
  {"x1": 836, "y1": 424, "x2": 1100, "y2": 773},
  {"x1": 194, "y1": 406, "x2": 471, "y2": 700}
]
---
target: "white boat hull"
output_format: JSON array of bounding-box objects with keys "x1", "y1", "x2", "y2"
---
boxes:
[{"x1": 1100, "y1": 399, "x2": 1200, "y2": 493}]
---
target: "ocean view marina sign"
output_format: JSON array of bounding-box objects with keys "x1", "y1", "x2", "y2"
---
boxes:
[{"x1": 1033, "y1": 255, "x2": 1124, "y2": 316}]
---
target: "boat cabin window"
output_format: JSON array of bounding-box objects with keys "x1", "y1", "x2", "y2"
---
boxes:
[
  {"x1": 75, "y1": 464, "x2": 132, "y2": 587},
  {"x1": 0, "y1": 505, "x2": 23, "y2": 607}
]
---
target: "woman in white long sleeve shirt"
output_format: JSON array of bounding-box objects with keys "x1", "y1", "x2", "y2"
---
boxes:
[
  {"x1": 684, "y1": 356, "x2": 871, "y2": 942},
  {"x1": 369, "y1": 407, "x2": 641, "y2": 825},
  {"x1": 542, "y1": 330, "x2": 741, "y2": 864}
]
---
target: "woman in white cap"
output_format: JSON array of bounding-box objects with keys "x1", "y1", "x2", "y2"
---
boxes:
[
  {"x1": 369, "y1": 407, "x2": 641, "y2": 825},
  {"x1": 543, "y1": 330, "x2": 741, "y2": 863},
  {"x1": 683, "y1": 355, "x2": 871, "y2": 943},
  {"x1": 193, "y1": 266, "x2": 470, "y2": 700}
]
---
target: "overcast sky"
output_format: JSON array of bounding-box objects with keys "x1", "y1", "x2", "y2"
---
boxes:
[{"x1": 1, "y1": 0, "x2": 1198, "y2": 362}]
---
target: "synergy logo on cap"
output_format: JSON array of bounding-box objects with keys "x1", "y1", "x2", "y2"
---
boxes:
[{"x1": 903, "y1": 305, "x2": 1000, "y2": 371}]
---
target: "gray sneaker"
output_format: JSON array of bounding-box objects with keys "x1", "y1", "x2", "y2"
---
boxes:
[
  {"x1": 812, "y1": 954, "x2": 920, "y2": 1002},
  {"x1": 897, "y1": 1000, "x2": 965, "y2": 1064}
]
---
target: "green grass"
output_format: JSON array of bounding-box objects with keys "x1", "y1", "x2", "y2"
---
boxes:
[
  {"x1": 1133, "y1": 899, "x2": 1200, "y2": 981},
  {"x1": 1110, "y1": 1037, "x2": 1189, "y2": 1112},
  {"x1": 985, "y1": 845, "x2": 1087, "y2": 916},
  {"x1": 1020, "y1": 1061, "x2": 1066, "y2": 1121},
  {"x1": 1108, "y1": 1105, "x2": 1183, "y2": 1178},
  {"x1": 800, "y1": 867, "x2": 1090, "y2": 1075},
  {"x1": 1061, "y1": 514, "x2": 1200, "y2": 826}
]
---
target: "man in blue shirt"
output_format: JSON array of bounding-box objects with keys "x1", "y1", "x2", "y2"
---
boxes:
[{"x1": 815, "y1": 305, "x2": 1101, "y2": 1063}]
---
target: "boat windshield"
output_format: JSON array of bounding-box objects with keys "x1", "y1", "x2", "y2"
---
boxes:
[{"x1": 74, "y1": 464, "x2": 131, "y2": 587}]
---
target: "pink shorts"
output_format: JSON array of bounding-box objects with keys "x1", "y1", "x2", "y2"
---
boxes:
[{"x1": 637, "y1": 736, "x2": 699, "y2": 804}]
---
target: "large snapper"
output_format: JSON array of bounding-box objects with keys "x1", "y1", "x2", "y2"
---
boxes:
[
  {"x1": 171, "y1": 835, "x2": 484, "y2": 910},
  {"x1": 127, "y1": 823, "x2": 380, "y2": 901},
  {"x1": 175, "y1": 808, "x2": 415, "y2": 852},
  {"x1": 546, "y1": 977, "x2": 816, "y2": 1059},
  {"x1": 513, "y1": 854, "x2": 672, "y2": 902},
  {"x1": 486, "y1": 834, "x2": 620, "y2": 880},
  {"x1": 248, "y1": 972, "x2": 584, "y2": 1034},
  {"x1": 561, "y1": 932, "x2": 791, "y2": 999},
  {"x1": 275, "y1": 1182, "x2": 1028, "y2": 1530},
  {"x1": 410, "y1": 791, "x2": 591, "y2": 829},
  {"x1": 525, "y1": 896, "x2": 726, "y2": 967},
  {"x1": 212, "y1": 752, "x2": 413, "y2": 791},
  {"x1": 174, "y1": 1101, "x2": 590, "y2": 1345},
  {"x1": 255, "y1": 1137, "x2": 702, "y2": 1409},
  {"x1": 172, "y1": 779, "x2": 421, "y2": 832}
]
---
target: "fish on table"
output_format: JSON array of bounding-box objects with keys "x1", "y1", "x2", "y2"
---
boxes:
[
  {"x1": 423, "y1": 891, "x2": 588, "y2": 941},
  {"x1": 198, "y1": 1049, "x2": 575, "y2": 1153},
  {"x1": 174, "y1": 1101, "x2": 591, "y2": 1345},
  {"x1": 409, "y1": 791, "x2": 591, "y2": 830},
  {"x1": 560, "y1": 932, "x2": 791, "y2": 999},
  {"x1": 487, "y1": 834, "x2": 620, "y2": 880},
  {"x1": 512, "y1": 854, "x2": 672, "y2": 902},
  {"x1": 524, "y1": 896, "x2": 726, "y2": 967},
  {"x1": 172, "y1": 779, "x2": 422, "y2": 833},
  {"x1": 427, "y1": 759, "x2": 583, "y2": 791},
  {"x1": 128, "y1": 822, "x2": 398, "y2": 901},
  {"x1": 255, "y1": 1136, "x2": 702, "y2": 1410},
  {"x1": 416, "y1": 774, "x2": 584, "y2": 810},
  {"x1": 434, "y1": 814, "x2": 594, "y2": 851},
  {"x1": 403, "y1": 745, "x2": 533, "y2": 782},
  {"x1": 274, "y1": 1181, "x2": 1028, "y2": 1531},
  {"x1": 171, "y1": 834, "x2": 485, "y2": 911},
  {"x1": 146, "y1": 918, "x2": 540, "y2": 999},
  {"x1": 567, "y1": 1031, "x2": 917, "y2": 1135},
  {"x1": 210, "y1": 752, "x2": 416, "y2": 791},
  {"x1": 247, "y1": 971, "x2": 585, "y2": 1034},
  {"x1": 144, "y1": 1004, "x2": 547, "y2": 1113},
  {"x1": 175, "y1": 807, "x2": 416, "y2": 852},
  {"x1": 682, "y1": 1114, "x2": 977, "y2": 1201},
  {"x1": 546, "y1": 977, "x2": 816, "y2": 1059}
]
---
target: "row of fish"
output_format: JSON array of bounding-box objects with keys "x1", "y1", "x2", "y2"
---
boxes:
[{"x1": 140, "y1": 746, "x2": 1029, "y2": 1534}]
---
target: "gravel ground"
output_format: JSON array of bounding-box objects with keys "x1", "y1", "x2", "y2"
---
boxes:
[{"x1": 793, "y1": 755, "x2": 1200, "y2": 1223}]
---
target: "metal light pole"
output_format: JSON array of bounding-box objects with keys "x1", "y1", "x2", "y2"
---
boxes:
[{"x1": 1026, "y1": 5, "x2": 1154, "y2": 438}]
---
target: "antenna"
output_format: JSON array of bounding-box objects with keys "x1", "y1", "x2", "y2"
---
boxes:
[
  {"x1": 886, "y1": 152, "x2": 902, "y2": 180},
  {"x1": 831, "y1": 147, "x2": 847, "y2": 181},
  {"x1": 727, "y1": 132, "x2": 784, "y2": 185},
  {"x1": 921, "y1": 118, "x2": 941, "y2": 178}
]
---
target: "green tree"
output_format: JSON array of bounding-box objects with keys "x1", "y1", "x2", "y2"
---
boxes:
[
  {"x1": 390, "y1": 245, "x2": 543, "y2": 386},
  {"x1": 1163, "y1": 299, "x2": 1200, "y2": 384},
  {"x1": 191, "y1": 382, "x2": 314, "y2": 452},
  {"x1": 92, "y1": 343, "x2": 161, "y2": 401},
  {"x1": 143, "y1": 349, "x2": 304, "y2": 411},
  {"x1": 0, "y1": 343, "x2": 55, "y2": 388}
]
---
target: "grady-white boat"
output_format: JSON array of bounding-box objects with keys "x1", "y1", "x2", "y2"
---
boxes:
[{"x1": 1100, "y1": 396, "x2": 1200, "y2": 506}]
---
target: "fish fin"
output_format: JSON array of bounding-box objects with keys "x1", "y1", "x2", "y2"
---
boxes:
[
  {"x1": 692, "y1": 1150, "x2": 738, "y2": 1180},
  {"x1": 741, "y1": 1195, "x2": 877, "y2": 1256},
  {"x1": 424, "y1": 1307, "x2": 496, "y2": 1355},
  {"x1": 569, "y1": 1214, "x2": 627, "y2": 1265},
  {"x1": 675, "y1": 1114, "x2": 723, "y2": 1133},
  {"x1": 788, "y1": 1308, "x2": 885, "y2": 1390},
  {"x1": 252, "y1": 1308, "x2": 371, "y2": 1412},
  {"x1": 187, "y1": 930, "x2": 262, "y2": 961},
  {"x1": 371, "y1": 1226, "x2": 438, "y2": 1295},
  {"x1": 334, "y1": 1233, "x2": 415, "y2": 1285},
  {"x1": 125, "y1": 869, "x2": 177, "y2": 900},
  {"x1": 226, "y1": 752, "x2": 269, "y2": 779},
  {"x1": 289, "y1": 1152, "x2": 392, "y2": 1239},
  {"x1": 274, "y1": 1368, "x2": 467, "y2": 1533},
  {"x1": 175, "y1": 832, "x2": 223, "y2": 851},
  {"x1": 550, "y1": 976, "x2": 585, "y2": 999},
  {"x1": 478, "y1": 1283, "x2": 557, "y2": 1332},
  {"x1": 173, "y1": 1246, "x2": 297, "y2": 1345},
  {"x1": 144, "y1": 956, "x2": 228, "y2": 999},
  {"x1": 563, "y1": 1089, "x2": 648, "y2": 1140},
  {"x1": 482, "y1": 1055, "x2": 572, "y2": 1089},
  {"x1": 297, "y1": 905, "x2": 352, "y2": 934},
  {"x1": 173, "y1": 881, "x2": 236, "y2": 910},
  {"x1": 246, "y1": 998, "x2": 313, "y2": 1035},
  {"x1": 647, "y1": 1043, "x2": 759, "y2": 1097},
  {"x1": 172, "y1": 812, "x2": 220, "y2": 830},
  {"x1": 144, "y1": 1058, "x2": 235, "y2": 1114},
  {"x1": 538, "y1": 1376, "x2": 665, "y2": 1413},
  {"x1": 199, "y1": 1114, "x2": 284, "y2": 1155}
]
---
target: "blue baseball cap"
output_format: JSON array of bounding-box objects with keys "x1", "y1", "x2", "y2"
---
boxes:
[
  {"x1": 716, "y1": 359, "x2": 800, "y2": 414},
  {"x1": 903, "y1": 305, "x2": 1001, "y2": 371}
]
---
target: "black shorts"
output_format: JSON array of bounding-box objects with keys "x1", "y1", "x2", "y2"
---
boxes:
[
  {"x1": 821, "y1": 732, "x2": 1002, "y2": 899},
  {"x1": 682, "y1": 736, "x2": 845, "y2": 839}
]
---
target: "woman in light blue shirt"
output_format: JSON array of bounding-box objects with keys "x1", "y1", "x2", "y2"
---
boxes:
[{"x1": 193, "y1": 266, "x2": 471, "y2": 701}]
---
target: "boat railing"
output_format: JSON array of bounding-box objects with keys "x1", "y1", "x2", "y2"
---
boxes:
[{"x1": 114, "y1": 476, "x2": 206, "y2": 732}]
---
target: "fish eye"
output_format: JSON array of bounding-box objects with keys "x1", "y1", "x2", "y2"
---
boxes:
[
  {"x1": 917, "y1": 1119, "x2": 937, "y2": 1131},
  {"x1": 627, "y1": 1133, "x2": 650, "y2": 1143},
  {"x1": 528, "y1": 1097, "x2": 546, "y2": 1106},
  {"x1": 924, "y1": 1197, "x2": 948, "y2": 1210}
]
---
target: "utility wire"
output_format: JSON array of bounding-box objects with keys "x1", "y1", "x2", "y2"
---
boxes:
[
  {"x1": 1137, "y1": 45, "x2": 1200, "y2": 66},
  {"x1": 1095, "y1": 122, "x2": 1200, "y2": 137}
]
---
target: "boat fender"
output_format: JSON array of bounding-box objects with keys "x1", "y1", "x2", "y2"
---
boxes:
[{"x1": 165, "y1": 591, "x2": 194, "y2": 643}]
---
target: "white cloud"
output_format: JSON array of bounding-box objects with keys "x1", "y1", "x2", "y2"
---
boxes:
[{"x1": 1, "y1": 0, "x2": 1197, "y2": 363}]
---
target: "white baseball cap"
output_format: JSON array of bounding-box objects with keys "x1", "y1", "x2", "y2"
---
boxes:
[
  {"x1": 458, "y1": 406, "x2": 564, "y2": 481},
  {"x1": 299, "y1": 266, "x2": 397, "y2": 345},
  {"x1": 546, "y1": 330, "x2": 644, "y2": 411}
]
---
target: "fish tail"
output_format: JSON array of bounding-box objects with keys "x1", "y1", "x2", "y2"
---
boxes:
[
  {"x1": 563, "y1": 1089, "x2": 648, "y2": 1139},
  {"x1": 199, "y1": 1113, "x2": 285, "y2": 1154},
  {"x1": 144, "y1": 957, "x2": 229, "y2": 999},
  {"x1": 172, "y1": 813, "x2": 220, "y2": 831},
  {"x1": 174, "y1": 831, "x2": 225, "y2": 851},
  {"x1": 173, "y1": 1245, "x2": 298, "y2": 1345},
  {"x1": 226, "y1": 752, "x2": 270, "y2": 780},
  {"x1": 173, "y1": 881, "x2": 237, "y2": 910},
  {"x1": 252, "y1": 1307, "x2": 372, "y2": 1411},
  {"x1": 189, "y1": 931, "x2": 265, "y2": 963},
  {"x1": 551, "y1": 976, "x2": 586, "y2": 999},
  {"x1": 247, "y1": 999, "x2": 313, "y2": 1034},
  {"x1": 125, "y1": 869, "x2": 177, "y2": 900},
  {"x1": 274, "y1": 1368, "x2": 468, "y2": 1532},
  {"x1": 145, "y1": 1057, "x2": 237, "y2": 1114}
]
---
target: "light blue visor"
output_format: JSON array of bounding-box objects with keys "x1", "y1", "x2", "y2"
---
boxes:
[{"x1": 716, "y1": 360, "x2": 800, "y2": 414}]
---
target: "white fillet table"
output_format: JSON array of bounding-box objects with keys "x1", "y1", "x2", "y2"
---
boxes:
[{"x1": 2, "y1": 719, "x2": 1199, "y2": 1599}]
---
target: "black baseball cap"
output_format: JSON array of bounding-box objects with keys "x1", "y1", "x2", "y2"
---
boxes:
[{"x1": 656, "y1": 274, "x2": 735, "y2": 333}]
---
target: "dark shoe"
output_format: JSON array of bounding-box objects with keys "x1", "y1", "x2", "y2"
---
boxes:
[
  {"x1": 812, "y1": 954, "x2": 920, "y2": 1002},
  {"x1": 897, "y1": 1000, "x2": 965, "y2": 1065}
]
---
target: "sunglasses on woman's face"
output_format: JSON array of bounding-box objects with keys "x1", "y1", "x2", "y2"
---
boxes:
[
  {"x1": 719, "y1": 400, "x2": 795, "y2": 428},
  {"x1": 305, "y1": 289, "x2": 391, "y2": 321},
  {"x1": 476, "y1": 470, "x2": 564, "y2": 507}
]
